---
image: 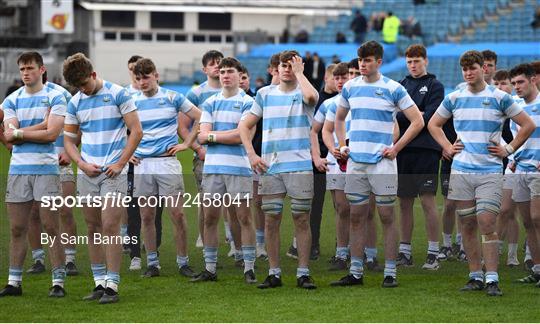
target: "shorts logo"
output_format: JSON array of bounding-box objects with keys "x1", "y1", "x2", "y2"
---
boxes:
[{"x1": 419, "y1": 86, "x2": 428, "y2": 95}]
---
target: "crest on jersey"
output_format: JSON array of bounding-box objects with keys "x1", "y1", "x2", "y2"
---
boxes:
[
  {"x1": 158, "y1": 98, "x2": 166, "y2": 105},
  {"x1": 41, "y1": 98, "x2": 49, "y2": 106},
  {"x1": 375, "y1": 88, "x2": 384, "y2": 96},
  {"x1": 166, "y1": 90, "x2": 175, "y2": 104},
  {"x1": 103, "y1": 95, "x2": 111, "y2": 103},
  {"x1": 482, "y1": 98, "x2": 491, "y2": 107},
  {"x1": 419, "y1": 86, "x2": 428, "y2": 94}
]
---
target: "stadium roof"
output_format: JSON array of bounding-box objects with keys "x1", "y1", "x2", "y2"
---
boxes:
[{"x1": 79, "y1": 0, "x2": 353, "y2": 16}]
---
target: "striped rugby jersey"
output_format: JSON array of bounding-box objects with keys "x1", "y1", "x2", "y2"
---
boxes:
[
  {"x1": 65, "y1": 80, "x2": 136, "y2": 167},
  {"x1": 2, "y1": 86, "x2": 67, "y2": 175},
  {"x1": 133, "y1": 87, "x2": 193, "y2": 158},
  {"x1": 339, "y1": 75, "x2": 415, "y2": 164},
  {"x1": 186, "y1": 81, "x2": 221, "y2": 108},
  {"x1": 436, "y1": 85, "x2": 522, "y2": 173},
  {"x1": 513, "y1": 93, "x2": 540, "y2": 172},
  {"x1": 250, "y1": 84, "x2": 315, "y2": 174},
  {"x1": 45, "y1": 82, "x2": 73, "y2": 154},
  {"x1": 321, "y1": 94, "x2": 351, "y2": 166},
  {"x1": 200, "y1": 90, "x2": 253, "y2": 176}
]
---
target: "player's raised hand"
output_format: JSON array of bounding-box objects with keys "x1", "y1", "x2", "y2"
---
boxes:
[{"x1": 290, "y1": 55, "x2": 304, "y2": 75}]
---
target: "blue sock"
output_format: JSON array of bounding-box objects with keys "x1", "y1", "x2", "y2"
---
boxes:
[
  {"x1": 52, "y1": 266, "x2": 66, "y2": 288},
  {"x1": 365, "y1": 247, "x2": 377, "y2": 262},
  {"x1": 269, "y1": 267, "x2": 281, "y2": 277},
  {"x1": 350, "y1": 257, "x2": 364, "y2": 278},
  {"x1": 384, "y1": 259, "x2": 397, "y2": 278},
  {"x1": 147, "y1": 251, "x2": 159, "y2": 267},
  {"x1": 242, "y1": 245, "x2": 256, "y2": 272},
  {"x1": 8, "y1": 267, "x2": 23, "y2": 287},
  {"x1": 234, "y1": 250, "x2": 244, "y2": 261},
  {"x1": 32, "y1": 249, "x2": 45, "y2": 263},
  {"x1": 91, "y1": 263, "x2": 107, "y2": 287},
  {"x1": 176, "y1": 255, "x2": 189, "y2": 268},
  {"x1": 336, "y1": 247, "x2": 349, "y2": 260},
  {"x1": 469, "y1": 271, "x2": 484, "y2": 282},
  {"x1": 120, "y1": 224, "x2": 128, "y2": 237},
  {"x1": 204, "y1": 247, "x2": 218, "y2": 273},
  {"x1": 256, "y1": 229, "x2": 265, "y2": 244},
  {"x1": 485, "y1": 271, "x2": 499, "y2": 284},
  {"x1": 106, "y1": 271, "x2": 120, "y2": 292},
  {"x1": 296, "y1": 267, "x2": 309, "y2": 278}
]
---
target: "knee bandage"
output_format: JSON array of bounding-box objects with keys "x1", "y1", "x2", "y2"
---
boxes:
[
  {"x1": 375, "y1": 195, "x2": 396, "y2": 206},
  {"x1": 290, "y1": 198, "x2": 312, "y2": 214},
  {"x1": 476, "y1": 198, "x2": 501, "y2": 216},
  {"x1": 481, "y1": 232, "x2": 499, "y2": 244},
  {"x1": 457, "y1": 207, "x2": 476, "y2": 218},
  {"x1": 346, "y1": 193, "x2": 370, "y2": 205},
  {"x1": 261, "y1": 197, "x2": 284, "y2": 215}
]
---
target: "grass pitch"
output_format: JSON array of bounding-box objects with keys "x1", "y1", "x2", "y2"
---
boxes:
[{"x1": 0, "y1": 146, "x2": 538, "y2": 322}]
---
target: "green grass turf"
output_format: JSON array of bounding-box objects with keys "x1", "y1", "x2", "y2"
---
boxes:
[{"x1": 0, "y1": 145, "x2": 539, "y2": 322}]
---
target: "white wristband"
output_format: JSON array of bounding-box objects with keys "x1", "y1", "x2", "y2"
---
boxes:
[
  {"x1": 339, "y1": 146, "x2": 350, "y2": 154},
  {"x1": 14, "y1": 129, "x2": 23, "y2": 139},
  {"x1": 504, "y1": 144, "x2": 515, "y2": 155}
]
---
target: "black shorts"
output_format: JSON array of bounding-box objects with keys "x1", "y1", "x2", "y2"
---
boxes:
[
  {"x1": 397, "y1": 149, "x2": 440, "y2": 198},
  {"x1": 439, "y1": 158, "x2": 452, "y2": 197}
]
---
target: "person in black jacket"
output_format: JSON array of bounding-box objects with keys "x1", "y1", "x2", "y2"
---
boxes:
[{"x1": 396, "y1": 45, "x2": 444, "y2": 270}]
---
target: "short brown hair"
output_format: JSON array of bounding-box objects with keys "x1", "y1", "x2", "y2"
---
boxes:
[
  {"x1": 530, "y1": 60, "x2": 540, "y2": 75},
  {"x1": 218, "y1": 57, "x2": 242, "y2": 71},
  {"x1": 133, "y1": 58, "x2": 157, "y2": 76},
  {"x1": 279, "y1": 50, "x2": 300, "y2": 63},
  {"x1": 202, "y1": 50, "x2": 223, "y2": 67},
  {"x1": 358, "y1": 41, "x2": 383, "y2": 60},
  {"x1": 269, "y1": 53, "x2": 281, "y2": 68},
  {"x1": 481, "y1": 50, "x2": 497, "y2": 64},
  {"x1": 493, "y1": 70, "x2": 510, "y2": 81},
  {"x1": 405, "y1": 44, "x2": 427, "y2": 59},
  {"x1": 459, "y1": 50, "x2": 484, "y2": 68},
  {"x1": 128, "y1": 55, "x2": 142, "y2": 65},
  {"x1": 333, "y1": 62, "x2": 349, "y2": 76},
  {"x1": 509, "y1": 63, "x2": 535, "y2": 80},
  {"x1": 63, "y1": 53, "x2": 94, "y2": 87},
  {"x1": 17, "y1": 51, "x2": 44, "y2": 67}
]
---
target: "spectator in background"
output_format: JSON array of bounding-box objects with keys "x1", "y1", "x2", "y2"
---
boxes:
[
  {"x1": 336, "y1": 32, "x2": 347, "y2": 43},
  {"x1": 401, "y1": 16, "x2": 423, "y2": 39},
  {"x1": 350, "y1": 9, "x2": 368, "y2": 44},
  {"x1": 4, "y1": 79, "x2": 22, "y2": 98},
  {"x1": 531, "y1": 7, "x2": 540, "y2": 29},
  {"x1": 331, "y1": 55, "x2": 341, "y2": 64},
  {"x1": 382, "y1": 11, "x2": 400, "y2": 44},
  {"x1": 295, "y1": 27, "x2": 309, "y2": 43},
  {"x1": 370, "y1": 12, "x2": 387, "y2": 32},
  {"x1": 281, "y1": 28, "x2": 290, "y2": 43},
  {"x1": 255, "y1": 77, "x2": 266, "y2": 92},
  {"x1": 309, "y1": 53, "x2": 326, "y2": 91}
]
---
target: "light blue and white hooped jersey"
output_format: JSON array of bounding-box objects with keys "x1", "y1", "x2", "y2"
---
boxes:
[
  {"x1": 436, "y1": 85, "x2": 522, "y2": 173},
  {"x1": 2, "y1": 86, "x2": 67, "y2": 175},
  {"x1": 339, "y1": 75, "x2": 414, "y2": 164},
  {"x1": 513, "y1": 93, "x2": 540, "y2": 172},
  {"x1": 133, "y1": 87, "x2": 193, "y2": 158},
  {"x1": 186, "y1": 81, "x2": 221, "y2": 108},
  {"x1": 321, "y1": 94, "x2": 351, "y2": 166},
  {"x1": 65, "y1": 81, "x2": 136, "y2": 167},
  {"x1": 249, "y1": 85, "x2": 315, "y2": 174},
  {"x1": 45, "y1": 82, "x2": 73, "y2": 154},
  {"x1": 200, "y1": 90, "x2": 253, "y2": 176},
  {"x1": 125, "y1": 84, "x2": 140, "y2": 96}
]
